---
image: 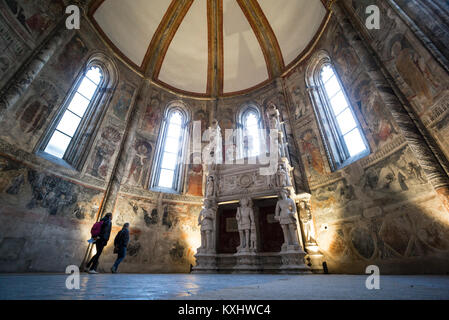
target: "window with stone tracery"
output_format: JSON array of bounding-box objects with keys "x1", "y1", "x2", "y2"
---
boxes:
[
  {"x1": 38, "y1": 54, "x2": 117, "y2": 170},
  {"x1": 238, "y1": 106, "x2": 262, "y2": 159},
  {"x1": 306, "y1": 51, "x2": 369, "y2": 171},
  {"x1": 150, "y1": 103, "x2": 189, "y2": 193},
  {"x1": 43, "y1": 67, "x2": 103, "y2": 159}
]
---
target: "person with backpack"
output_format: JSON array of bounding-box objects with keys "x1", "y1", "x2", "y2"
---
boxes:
[
  {"x1": 111, "y1": 223, "x2": 130, "y2": 273},
  {"x1": 86, "y1": 212, "x2": 112, "y2": 274}
]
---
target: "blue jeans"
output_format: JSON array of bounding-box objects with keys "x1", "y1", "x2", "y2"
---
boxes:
[{"x1": 113, "y1": 247, "x2": 126, "y2": 271}]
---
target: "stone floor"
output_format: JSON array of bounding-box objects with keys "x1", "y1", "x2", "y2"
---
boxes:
[{"x1": 0, "y1": 274, "x2": 448, "y2": 300}]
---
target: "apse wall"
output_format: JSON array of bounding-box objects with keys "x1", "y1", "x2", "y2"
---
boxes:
[{"x1": 282, "y1": 1, "x2": 449, "y2": 274}]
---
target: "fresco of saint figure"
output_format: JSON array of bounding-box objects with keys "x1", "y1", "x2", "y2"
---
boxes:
[
  {"x1": 300, "y1": 130, "x2": 325, "y2": 177},
  {"x1": 391, "y1": 40, "x2": 439, "y2": 109},
  {"x1": 127, "y1": 140, "x2": 152, "y2": 186}
]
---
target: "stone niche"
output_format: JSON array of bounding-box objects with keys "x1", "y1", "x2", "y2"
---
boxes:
[{"x1": 193, "y1": 114, "x2": 324, "y2": 274}]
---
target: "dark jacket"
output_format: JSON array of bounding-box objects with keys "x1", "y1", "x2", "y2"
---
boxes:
[
  {"x1": 99, "y1": 216, "x2": 112, "y2": 244},
  {"x1": 114, "y1": 228, "x2": 129, "y2": 249}
]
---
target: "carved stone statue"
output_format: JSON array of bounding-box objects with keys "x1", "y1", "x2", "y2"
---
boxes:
[
  {"x1": 276, "y1": 163, "x2": 291, "y2": 187},
  {"x1": 267, "y1": 104, "x2": 281, "y2": 130},
  {"x1": 299, "y1": 201, "x2": 316, "y2": 245},
  {"x1": 236, "y1": 197, "x2": 255, "y2": 252},
  {"x1": 207, "y1": 119, "x2": 221, "y2": 163},
  {"x1": 266, "y1": 104, "x2": 286, "y2": 158},
  {"x1": 275, "y1": 189, "x2": 299, "y2": 248},
  {"x1": 198, "y1": 201, "x2": 215, "y2": 251},
  {"x1": 250, "y1": 222, "x2": 257, "y2": 251},
  {"x1": 206, "y1": 175, "x2": 215, "y2": 198}
]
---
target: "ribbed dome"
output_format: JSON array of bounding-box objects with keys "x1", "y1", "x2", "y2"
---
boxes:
[{"x1": 89, "y1": 0, "x2": 328, "y2": 97}]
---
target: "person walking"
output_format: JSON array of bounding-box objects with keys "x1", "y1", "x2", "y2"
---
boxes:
[
  {"x1": 111, "y1": 223, "x2": 130, "y2": 273},
  {"x1": 86, "y1": 212, "x2": 112, "y2": 274}
]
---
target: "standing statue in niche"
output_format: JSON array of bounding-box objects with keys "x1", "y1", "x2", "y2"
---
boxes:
[
  {"x1": 299, "y1": 201, "x2": 316, "y2": 245},
  {"x1": 206, "y1": 175, "x2": 215, "y2": 198},
  {"x1": 275, "y1": 189, "x2": 300, "y2": 248},
  {"x1": 267, "y1": 104, "x2": 286, "y2": 158},
  {"x1": 198, "y1": 201, "x2": 215, "y2": 251},
  {"x1": 276, "y1": 163, "x2": 291, "y2": 187},
  {"x1": 236, "y1": 197, "x2": 255, "y2": 252},
  {"x1": 207, "y1": 119, "x2": 222, "y2": 164}
]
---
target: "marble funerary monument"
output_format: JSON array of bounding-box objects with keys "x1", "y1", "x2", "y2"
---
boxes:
[{"x1": 194, "y1": 105, "x2": 323, "y2": 274}]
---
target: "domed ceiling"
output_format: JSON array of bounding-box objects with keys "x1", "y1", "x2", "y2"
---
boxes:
[{"x1": 89, "y1": 0, "x2": 329, "y2": 97}]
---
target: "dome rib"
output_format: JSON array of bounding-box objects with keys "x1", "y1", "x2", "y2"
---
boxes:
[{"x1": 89, "y1": 0, "x2": 329, "y2": 98}]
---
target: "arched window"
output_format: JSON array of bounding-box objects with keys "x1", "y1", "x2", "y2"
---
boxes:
[
  {"x1": 306, "y1": 51, "x2": 369, "y2": 170},
  {"x1": 238, "y1": 105, "x2": 262, "y2": 158},
  {"x1": 38, "y1": 53, "x2": 117, "y2": 169},
  {"x1": 150, "y1": 103, "x2": 189, "y2": 193},
  {"x1": 44, "y1": 67, "x2": 103, "y2": 159}
]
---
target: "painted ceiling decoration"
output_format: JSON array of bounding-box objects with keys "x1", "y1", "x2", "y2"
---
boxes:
[{"x1": 89, "y1": 0, "x2": 329, "y2": 97}]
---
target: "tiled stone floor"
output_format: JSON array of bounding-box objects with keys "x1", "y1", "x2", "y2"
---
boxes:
[{"x1": 0, "y1": 274, "x2": 448, "y2": 300}]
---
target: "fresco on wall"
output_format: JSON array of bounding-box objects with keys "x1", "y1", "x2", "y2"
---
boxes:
[
  {"x1": 351, "y1": 77, "x2": 397, "y2": 147},
  {"x1": 313, "y1": 147, "x2": 429, "y2": 216},
  {"x1": 90, "y1": 126, "x2": 121, "y2": 179},
  {"x1": 126, "y1": 138, "x2": 152, "y2": 187},
  {"x1": 112, "y1": 195, "x2": 201, "y2": 271},
  {"x1": 194, "y1": 109, "x2": 208, "y2": 134},
  {"x1": 15, "y1": 80, "x2": 59, "y2": 134},
  {"x1": 51, "y1": 36, "x2": 88, "y2": 84},
  {"x1": 111, "y1": 82, "x2": 136, "y2": 121},
  {"x1": 186, "y1": 152, "x2": 203, "y2": 197},
  {"x1": 2, "y1": 0, "x2": 64, "y2": 40},
  {"x1": 291, "y1": 85, "x2": 308, "y2": 120},
  {"x1": 331, "y1": 30, "x2": 360, "y2": 82},
  {"x1": 389, "y1": 36, "x2": 441, "y2": 111},
  {"x1": 347, "y1": 0, "x2": 449, "y2": 125},
  {"x1": 299, "y1": 129, "x2": 326, "y2": 180},
  {"x1": 0, "y1": 156, "x2": 103, "y2": 219},
  {"x1": 218, "y1": 107, "x2": 234, "y2": 130},
  {"x1": 141, "y1": 97, "x2": 161, "y2": 135}
]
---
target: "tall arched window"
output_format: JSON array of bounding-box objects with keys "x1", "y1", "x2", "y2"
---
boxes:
[
  {"x1": 238, "y1": 106, "x2": 262, "y2": 158},
  {"x1": 151, "y1": 103, "x2": 189, "y2": 193},
  {"x1": 38, "y1": 53, "x2": 118, "y2": 169},
  {"x1": 44, "y1": 67, "x2": 103, "y2": 159},
  {"x1": 306, "y1": 51, "x2": 369, "y2": 171}
]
